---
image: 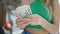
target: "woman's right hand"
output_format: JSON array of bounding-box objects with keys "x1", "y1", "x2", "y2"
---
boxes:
[
  {"x1": 16, "y1": 13, "x2": 30, "y2": 29},
  {"x1": 16, "y1": 17, "x2": 30, "y2": 29}
]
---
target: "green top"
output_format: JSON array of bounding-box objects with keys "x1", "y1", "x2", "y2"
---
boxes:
[{"x1": 26, "y1": 0, "x2": 52, "y2": 30}]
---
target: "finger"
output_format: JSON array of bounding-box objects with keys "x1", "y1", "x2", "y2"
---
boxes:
[
  {"x1": 16, "y1": 18, "x2": 30, "y2": 26},
  {"x1": 29, "y1": 22, "x2": 40, "y2": 25},
  {"x1": 17, "y1": 22, "x2": 30, "y2": 29},
  {"x1": 17, "y1": 23, "x2": 26, "y2": 29},
  {"x1": 17, "y1": 21, "x2": 29, "y2": 26},
  {"x1": 16, "y1": 19, "x2": 24, "y2": 25},
  {"x1": 32, "y1": 14, "x2": 43, "y2": 19},
  {"x1": 32, "y1": 14, "x2": 39, "y2": 18},
  {"x1": 31, "y1": 19, "x2": 38, "y2": 22},
  {"x1": 16, "y1": 21, "x2": 24, "y2": 25},
  {"x1": 16, "y1": 19, "x2": 28, "y2": 25},
  {"x1": 16, "y1": 19, "x2": 23, "y2": 23},
  {"x1": 27, "y1": 14, "x2": 39, "y2": 19},
  {"x1": 22, "y1": 22, "x2": 30, "y2": 26},
  {"x1": 17, "y1": 22, "x2": 27, "y2": 25},
  {"x1": 27, "y1": 15, "x2": 32, "y2": 19},
  {"x1": 24, "y1": 18, "x2": 32, "y2": 22},
  {"x1": 28, "y1": 22, "x2": 35, "y2": 25}
]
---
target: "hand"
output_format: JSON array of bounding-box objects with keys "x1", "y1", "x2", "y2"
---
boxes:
[
  {"x1": 26, "y1": 14, "x2": 44, "y2": 25},
  {"x1": 16, "y1": 15, "x2": 30, "y2": 29}
]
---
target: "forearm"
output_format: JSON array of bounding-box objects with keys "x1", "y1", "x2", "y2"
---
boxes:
[
  {"x1": 39, "y1": 19, "x2": 58, "y2": 34},
  {"x1": 40, "y1": 0, "x2": 59, "y2": 34}
]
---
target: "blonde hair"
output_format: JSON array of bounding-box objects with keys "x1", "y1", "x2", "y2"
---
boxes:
[{"x1": 42, "y1": 0, "x2": 54, "y2": 22}]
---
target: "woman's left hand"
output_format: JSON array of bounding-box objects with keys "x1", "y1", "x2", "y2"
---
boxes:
[{"x1": 26, "y1": 14, "x2": 45, "y2": 25}]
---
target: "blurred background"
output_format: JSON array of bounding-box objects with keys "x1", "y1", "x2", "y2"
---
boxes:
[
  {"x1": 0, "y1": 0, "x2": 60, "y2": 34},
  {"x1": 0, "y1": 0, "x2": 21, "y2": 34}
]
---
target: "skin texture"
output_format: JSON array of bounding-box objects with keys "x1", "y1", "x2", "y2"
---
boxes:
[{"x1": 16, "y1": 0, "x2": 60, "y2": 34}]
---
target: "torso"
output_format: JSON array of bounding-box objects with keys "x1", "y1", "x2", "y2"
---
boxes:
[
  {"x1": 21, "y1": 0, "x2": 59, "y2": 34},
  {"x1": 25, "y1": 0, "x2": 52, "y2": 34},
  {"x1": 26, "y1": 0, "x2": 52, "y2": 30}
]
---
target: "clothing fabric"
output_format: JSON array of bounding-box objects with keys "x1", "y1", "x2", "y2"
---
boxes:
[
  {"x1": 22, "y1": 29, "x2": 31, "y2": 34},
  {"x1": 26, "y1": 0, "x2": 52, "y2": 30},
  {"x1": 9, "y1": 13, "x2": 24, "y2": 34},
  {"x1": 6, "y1": 12, "x2": 24, "y2": 34},
  {"x1": 0, "y1": 27, "x2": 5, "y2": 34}
]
